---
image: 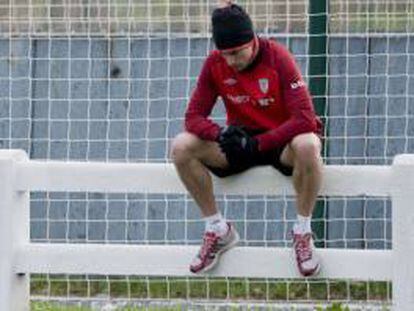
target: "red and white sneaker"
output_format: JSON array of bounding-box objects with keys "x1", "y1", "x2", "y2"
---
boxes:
[
  {"x1": 190, "y1": 223, "x2": 239, "y2": 274},
  {"x1": 292, "y1": 231, "x2": 321, "y2": 277}
]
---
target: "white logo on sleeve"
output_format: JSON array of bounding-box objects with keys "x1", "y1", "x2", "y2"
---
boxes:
[{"x1": 290, "y1": 80, "x2": 306, "y2": 89}]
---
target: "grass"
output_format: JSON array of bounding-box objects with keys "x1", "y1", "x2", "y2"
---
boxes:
[
  {"x1": 31, "y1": 302, "x2": 92, "y2": 311},
  {"x1": 33, "y1": 304, "x2": 208, "y2": 311},
  {"x1": 12, "y1": 1, "x2": 414, "y2": 34},
  {"x1": 30, "y1": 302, "x2": 390, "y2": 311},
  {"x1": 30, "y1": 275, "x2": 391, "y2": 310},
  {"x1": 330, "y1": 15, "x2": 414, "y2": 33},
  {"x1": 31, "y1": 275, "x2": 391, "y2": 301},
  {"x1": 31, "y1": 303, "x2": 184, "y2": 311}
]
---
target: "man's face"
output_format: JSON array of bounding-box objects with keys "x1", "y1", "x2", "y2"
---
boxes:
[{"x1": 221, "y1": 45, "x2": 254, "y2": 71}]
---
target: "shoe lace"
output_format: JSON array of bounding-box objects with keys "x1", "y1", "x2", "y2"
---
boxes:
[
  {"x1": 294, "y1": 233, "x2": 312, "y2": 262},
  {"x1": 199, "y1": 232, "x2": 219, "y2": 259}
]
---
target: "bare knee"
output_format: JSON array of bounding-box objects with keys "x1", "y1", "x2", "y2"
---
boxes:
[
  {"x1": 170, "y1": 132, "x2": 200, "y2": 165},
  {"x1": 291, "y1": 134, "x2": 322, "y2": 168}
]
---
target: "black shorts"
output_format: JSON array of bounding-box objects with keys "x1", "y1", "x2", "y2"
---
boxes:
[{"x1": 206, "y1": 129, "x2": 293, "y2": 178}]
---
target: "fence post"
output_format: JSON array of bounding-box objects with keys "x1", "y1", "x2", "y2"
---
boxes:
[
  {"x1": 0, "y1": 150, "x2": 30, "y2": 311},
  {"x1": 392, "y1": 154, "x2": 414, "y2": 310}
]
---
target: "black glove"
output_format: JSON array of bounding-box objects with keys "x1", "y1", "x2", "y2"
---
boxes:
[{"x1": 218, "y1": 125, "x2": 260, "y2": 167}]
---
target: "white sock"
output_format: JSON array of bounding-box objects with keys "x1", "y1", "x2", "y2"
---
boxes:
[
  {"x1": 293, "y1": 214, "x2": 312, "y2": 234},
  {"x1": 204, "y1": 212, "x2": 228, "y2": 236}
]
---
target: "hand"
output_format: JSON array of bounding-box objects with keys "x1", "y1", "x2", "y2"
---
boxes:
[{"x1": 218, "y1": 125, "x2": 259, "y2": 166}]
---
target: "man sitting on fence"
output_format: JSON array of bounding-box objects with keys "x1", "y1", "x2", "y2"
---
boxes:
[{"x1": 171, "y1": 1, "x2": 323, "y2": 277}]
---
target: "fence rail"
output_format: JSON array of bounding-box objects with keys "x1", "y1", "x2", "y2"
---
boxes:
[{"x1": 0, "y1": 150, "x2": 413, "y2": 310}]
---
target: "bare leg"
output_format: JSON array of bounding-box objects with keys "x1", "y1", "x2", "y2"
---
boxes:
[
  {"x1": 171, "y1": 132, "x2": 228, "y2": 217},
  {"x1": 280, "y1": 133, "x2": 323, "y2": 277},
  {"x1": 280, "y1": 133, "x2": 323, "y2": 217}
]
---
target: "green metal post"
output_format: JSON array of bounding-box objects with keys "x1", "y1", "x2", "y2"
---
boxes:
[{"x1": 308, "y1": 0, "x2": 328, "y2": 247}]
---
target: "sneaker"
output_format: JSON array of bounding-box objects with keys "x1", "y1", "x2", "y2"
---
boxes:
[
  {"x1": 190, "y1": 223, "x2": 239, "y2": 273},
  {"x1": 292, "y1": 231, "x2": 321, "y2": 277}
]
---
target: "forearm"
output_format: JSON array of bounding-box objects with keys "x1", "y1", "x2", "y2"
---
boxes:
[
  {"x1": 184, "y1": 113, "x2": 221, "y2": 141},
  {"x1": 184, "y1": 52, "x2": 220, "y2": 141},
  {"x1": 256, "y1": 115, "x2": 319, "y2": 151}
]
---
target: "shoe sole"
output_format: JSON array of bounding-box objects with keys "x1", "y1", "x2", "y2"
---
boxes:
[
  {"x1": 300, "y1": 262, "x2": 321, "y2": 277},
  {"x1": 291, "y1": 248, "x2": 321, "y2": 277},
  {"x1": 193, "y1": 230, "x2": 240, "y2": 274}
]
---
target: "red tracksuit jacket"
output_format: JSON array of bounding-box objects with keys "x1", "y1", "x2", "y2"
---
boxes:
[{"x1": 184, "y1": 37, "x2": 322, "y2": 152}]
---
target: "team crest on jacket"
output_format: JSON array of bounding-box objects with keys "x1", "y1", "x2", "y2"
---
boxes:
[{"x1": 259, "y1": 78, "x2": 269, "y2": 93}]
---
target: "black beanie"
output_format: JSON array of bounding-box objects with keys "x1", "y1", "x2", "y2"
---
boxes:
[{"x1": 212, "y1": 4, "x2": 254, "y2": 50}]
